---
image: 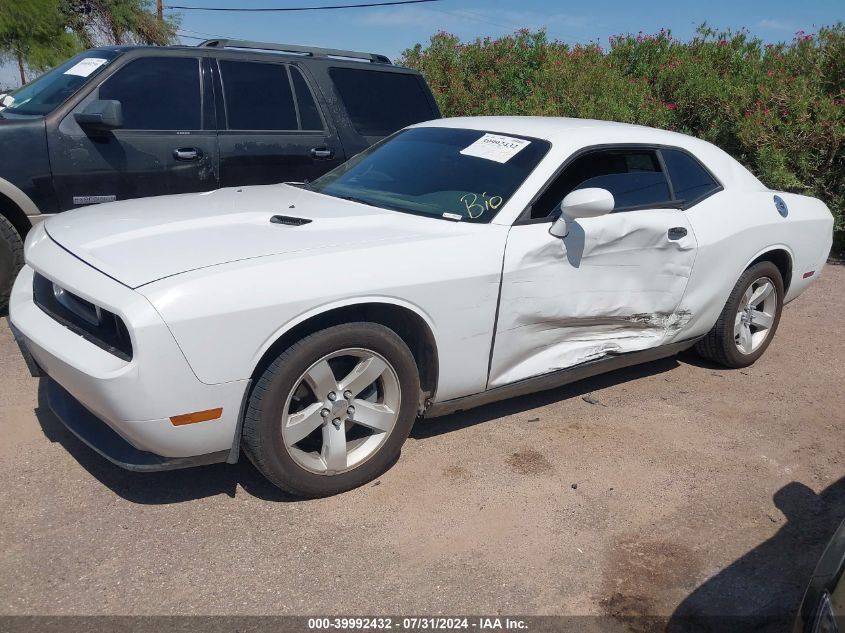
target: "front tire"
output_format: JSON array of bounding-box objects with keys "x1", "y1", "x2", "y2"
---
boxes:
[
  {"x1": 695, "y1": 261, "x2": 784, "y2": 368},
  {"x1": 242, "y1": 322, "x2": 420, "y2": 497}
]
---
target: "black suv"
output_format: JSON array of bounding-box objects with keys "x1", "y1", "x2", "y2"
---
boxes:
[{"x1": 0, "y1": 39, "x2": 440, "y2": 310}]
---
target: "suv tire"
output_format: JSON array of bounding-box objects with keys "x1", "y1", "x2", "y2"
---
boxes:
[{"x1": 0, "y1": 216, "x2": 24, "y2": 313}]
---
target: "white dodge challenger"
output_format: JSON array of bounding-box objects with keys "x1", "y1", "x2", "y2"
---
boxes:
[{"x1": 9, "y1": 117, "x2": 834, "y2": 496}]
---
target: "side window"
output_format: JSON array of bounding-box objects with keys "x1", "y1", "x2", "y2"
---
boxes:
[
  {"x1": 329, "y1": 68, "x2": 437, "y2": 136},
  {"x1": 290, "y1": 66, "x2": 324, "y2": 131},
  {"x1": 219, "y1": 60, "x2": 297, "y2": 131},
  {"x1": 530, "y1": 149, "x2": 672, "y2": 219},
  {"x1": 99, "y1": 57, "x2": 201, "y2": 130},
  {"x1": 662, "y1": 149, "x2": 719, "y2": 204}
]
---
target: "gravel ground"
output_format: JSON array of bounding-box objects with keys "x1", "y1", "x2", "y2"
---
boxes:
[{"x1": 0, "y1": 264, "x2": 843, "y2": 628}]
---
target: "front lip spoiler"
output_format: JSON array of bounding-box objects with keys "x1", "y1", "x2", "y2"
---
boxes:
[
  {"x1": 46, "y1": 378, "x2": 229, "y2": 472},
  {"x1": 7, "y1": 319, "x2": 44, "y2": 378}
]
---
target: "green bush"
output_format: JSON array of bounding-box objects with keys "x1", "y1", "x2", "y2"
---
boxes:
[{"x1": 400, "y1": 25, "x2": 845, "y2": 227}]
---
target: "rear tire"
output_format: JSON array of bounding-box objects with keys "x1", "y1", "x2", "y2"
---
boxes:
[
  {"x1": 242, "y1": 322, "x2": 420, "y2": 498},
  {"x1": 0, "y1": 215, "x2": 24, "y2": 314},
  {"x1": 695, "y1": 261, "x2": 784, "y2": 368}
]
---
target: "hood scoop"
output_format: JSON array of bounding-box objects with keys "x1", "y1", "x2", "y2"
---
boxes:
[{"x1": 270, "y1": 214, "x2": 312, "y2": 226}]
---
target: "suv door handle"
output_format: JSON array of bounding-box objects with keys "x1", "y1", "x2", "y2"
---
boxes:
[
  {"x1": 311, "y1": 147, "x2": 334, "y2": 160},
  {"x1": 173, "y1": 147, "x2": 201, "y2": 161},
  {"x1": 668, "y1": 227, "x2": 688, "y2": 240}
]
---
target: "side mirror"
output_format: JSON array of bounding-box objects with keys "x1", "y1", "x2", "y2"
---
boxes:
[
  {"x1": 549, "y1": 188, "x2": 615, "y2": 238},
  {"x1": 74, "y1": 100, "x2": 123, "y2": 131}
]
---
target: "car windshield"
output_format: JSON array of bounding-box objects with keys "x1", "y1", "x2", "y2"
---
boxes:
[
  {"x1": 309, "y1": 127, "x2": 551, "y2": 223},
  {"x1": 0, "y1": 50, "x2": 119, "y2": 116}
]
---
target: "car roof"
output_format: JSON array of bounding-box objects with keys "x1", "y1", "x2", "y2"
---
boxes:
[{"x1": 414, "y1": 116, "x2": 767, "y2": 190}]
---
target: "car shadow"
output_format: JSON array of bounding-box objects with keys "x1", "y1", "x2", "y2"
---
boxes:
[{"x1": 667, "y1": 476, "x2": 845, "y2": 633}]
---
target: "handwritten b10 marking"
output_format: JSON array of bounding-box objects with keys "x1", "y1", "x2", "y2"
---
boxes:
[{"x1": 460, "y1": 192, "x2": 503, "y2": 219}]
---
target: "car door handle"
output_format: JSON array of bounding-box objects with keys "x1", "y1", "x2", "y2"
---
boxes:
[
  {"x1": 311, "y1": 147, "x2": 334, "y2": 160},
  {"x1": 668, "y1": 227, "x2": 688, "y2": 240},
  {"x1": 173, "y1": 147, "x2": 201, "y2": 161}
]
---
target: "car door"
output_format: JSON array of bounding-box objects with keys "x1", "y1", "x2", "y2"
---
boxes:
[
  {"x1": 49, "y1": 55, "x2": 219, "y2": 210},
  {"x1": 489, "y1": 147, "x2": 698, "y2": 388},
  {"x1": 215, "y1": 59, "x2": 344, "y2": 187}
]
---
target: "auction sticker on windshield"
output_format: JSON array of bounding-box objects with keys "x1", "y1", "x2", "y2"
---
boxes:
[
  {"x1": 460, "y1": 133, "x2": 531, "y2": 163},
  {"x1": 64, "y1": 58, "x2": 109, "y2": 78}
]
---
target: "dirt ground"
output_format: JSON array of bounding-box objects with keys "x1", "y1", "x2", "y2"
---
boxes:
[{"x1": 0, "y1": 264, "x2": 843, "y2": 629}]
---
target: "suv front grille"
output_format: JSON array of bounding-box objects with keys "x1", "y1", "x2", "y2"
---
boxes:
[{"x1": 33, "y1": 273, "x2": 133, "y2": 361}]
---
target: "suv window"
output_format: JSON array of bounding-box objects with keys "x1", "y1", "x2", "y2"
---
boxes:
[
  {"x1": 329, "y1": 68, "x2": 436, "y2": 136},
  {"x1": 290, "y1": 66, "x2": 323, "y2": 130},
  {"x1": 220, "y1": 60, "x2": 298, "y2": 131},
  {"x1": 3, "y1": 50, "x2": 119, "y2": 116},
  {"x1": 99, "y1": 57, "x2": 201, "y2": 130},
  {"x1": 662, "y1": 149, "x2": 719, "y2": 204},
  {"x1": 530, "y1": 149, "x2": 672, "y2": 219}
]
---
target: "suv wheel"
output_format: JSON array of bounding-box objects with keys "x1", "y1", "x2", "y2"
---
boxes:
[
  {"x1": 695, "y1": 261, "x2": 784, "y2": 368},
  {"x1": 0, "y1": 216, "x2": 24, "y2": 314},
  {"x1": 242, "y1": 322, "x2": 420, "y2": 497}
]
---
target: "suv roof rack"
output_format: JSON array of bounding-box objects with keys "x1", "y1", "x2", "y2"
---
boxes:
[{"x1": 197, "y1": 39, "x2": 392, "y2": 64}]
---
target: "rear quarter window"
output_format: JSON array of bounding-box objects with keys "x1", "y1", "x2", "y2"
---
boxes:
[
  {"x1": 662, "y1": 149, "x2": 720, "y2": 205},
  {"x1": 329, "y1": 68, "x2": 437, "y2": 137}
]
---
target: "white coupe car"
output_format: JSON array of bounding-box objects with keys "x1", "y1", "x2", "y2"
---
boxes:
[{"x1": 9, "y1": 117, "x2": 833, "y2": 497}]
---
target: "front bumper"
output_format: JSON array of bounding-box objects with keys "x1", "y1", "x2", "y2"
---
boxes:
[
  {"x1": 9, "y1": 231, "x2": 249, "y2": 464},
  {"x1": 46, "y1": 378, "x2": 229, "y2": 471}
]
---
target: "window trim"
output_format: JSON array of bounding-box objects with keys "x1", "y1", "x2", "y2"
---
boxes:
[
  {"x1": 97, "y1": 56, "x2": 204, "y2": 132},
  {"x1": 288, "y1": 64, "x2": 328, "y2": 132},
  {"x1": 515, "y1": 142, "x2": 724, "y2": 226}
]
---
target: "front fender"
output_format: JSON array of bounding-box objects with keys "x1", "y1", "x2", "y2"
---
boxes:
[{"x1": 139, "y1": 225, "x2": 509, "y2": 400}]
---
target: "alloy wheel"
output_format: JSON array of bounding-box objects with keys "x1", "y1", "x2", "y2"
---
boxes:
[
  {"x1": 280, "y1": 348, "x2": 401, "y2": 475},
  {"x1": 734, "y1": 276, "x2": 778, "y2": 355}
]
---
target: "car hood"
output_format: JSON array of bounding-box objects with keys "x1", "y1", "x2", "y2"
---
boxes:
[{"x1": 45, "y1": 184, "x2": 441, "y2": 288}]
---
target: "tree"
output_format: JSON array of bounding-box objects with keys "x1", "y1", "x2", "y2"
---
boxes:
[
  {"x1": 0, "y1": 0, "x2": 82, "y2": 84},
  {"x1": 0, "y1": 0, "x2": 178, "y2": 86},
  {"x1": 62, "y1": 0, "x2": 179, "y2": 48}
]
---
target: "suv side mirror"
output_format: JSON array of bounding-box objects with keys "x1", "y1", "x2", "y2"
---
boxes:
[
  {"x1": 549, "y1": 188, "x2": 615, "y2": 238},
  {"x1": 74, "y1": 100, "x2": 124, "y2": 131}
]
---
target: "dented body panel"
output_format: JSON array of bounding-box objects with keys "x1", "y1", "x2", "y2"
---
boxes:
[{"x1": 491, "y1": 208, "x2": 696, "y2": 386}]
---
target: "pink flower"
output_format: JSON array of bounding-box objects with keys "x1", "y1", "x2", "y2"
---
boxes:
[
  {"x1": 767, "y1": 69, "x2": 775, "y2": 76},
  {"x1": 662, "y1": 101, "x2": 677, "y2": 110}
]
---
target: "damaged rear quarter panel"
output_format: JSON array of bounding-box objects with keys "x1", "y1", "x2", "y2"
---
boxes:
[{"x1": 489, "y1": 209, "x2": 697, "y2": 387}]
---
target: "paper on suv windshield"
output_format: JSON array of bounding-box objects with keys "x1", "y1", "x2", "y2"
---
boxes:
[
  {"x1": 460, "y1": 133, "x2": 531, "y2": 163},
  {"x1": 64, "y1": 58, "x2": 109, "y2": 78}
]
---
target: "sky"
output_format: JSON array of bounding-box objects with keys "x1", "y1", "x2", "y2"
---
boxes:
[{"x1": 1, "y1": 0, "x2": 842, "y2": 89}]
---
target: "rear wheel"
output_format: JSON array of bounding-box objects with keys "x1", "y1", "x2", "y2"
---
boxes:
[
  {"x1": 242, "y1": 322, "x2": 420, "y2": 497},
  {"x1": 695, "y1": 261, "x2": 784, "y2": 368},
  {"x1": 0, "y1": 215, "x2": 24, "y2": 314}
]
